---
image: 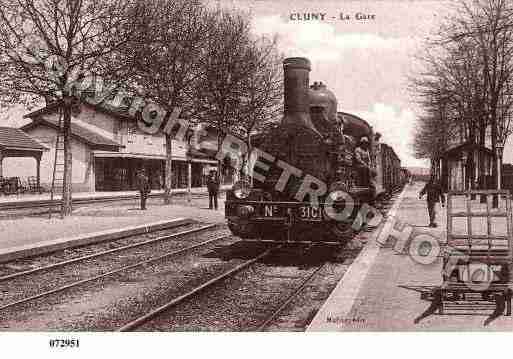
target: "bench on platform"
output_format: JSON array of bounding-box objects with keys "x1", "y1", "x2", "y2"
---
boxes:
[{"x1": 27, "y1": 176, "x2": 41, "y2": 193}]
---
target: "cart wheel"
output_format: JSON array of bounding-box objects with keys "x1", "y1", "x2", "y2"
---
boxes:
[
  {"x1": 505, "y1": 289, "x2": 512, "y2": 316},
  {"x1": 434, "y1": 289, "x2": 443, "y2": 314},
  {"x1": 495, "y1": 293, "x2": 506, "y2": 315}
]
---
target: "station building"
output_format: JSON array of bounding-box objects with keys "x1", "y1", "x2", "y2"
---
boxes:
[
  {"x1": 432, "y1": 122, "x2": 495, "y2": 192},
  {"x1": 3, "y1": 99, "x2": 232, "y2": 192}
]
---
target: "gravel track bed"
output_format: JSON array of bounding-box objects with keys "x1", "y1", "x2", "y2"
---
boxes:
[
  {"x1": 0, "y1": 221, "x2": 207, "y2": 277},
  {"x1": 0, "y1": 225, "x2": 229, "y2": 308},
  {"x1": 134, "y1": 241, "x2": 364, "y2": 331},
  {"x1": 263, "y1": 250, "x2": 365, "y2": 331},
  {"x1": 0, "y1": 236, "x2": 270, "y2": 330}
]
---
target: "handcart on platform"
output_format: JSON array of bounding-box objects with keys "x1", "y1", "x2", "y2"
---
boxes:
[{"x1": 435, "y1": 189, "x2": 513, "y2": 315}]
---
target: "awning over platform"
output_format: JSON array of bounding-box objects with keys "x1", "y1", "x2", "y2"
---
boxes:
[
  {"x1": 92, "y1": 151, "x2": 218, "y2": 164},
  {"x1": 0, "y1": 126, "x2": 48, "y2": 187},
  {"x1": 0, "y1": 126, "x2": 48, "y2": 155}
]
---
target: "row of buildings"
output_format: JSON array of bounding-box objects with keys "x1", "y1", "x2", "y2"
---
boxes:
[
  {"x1": 0, "y1": 98, "x2": 235, "y2": 193},
  {"x1": 3, "y1": 95, "x2": 507, "y2": 195}
]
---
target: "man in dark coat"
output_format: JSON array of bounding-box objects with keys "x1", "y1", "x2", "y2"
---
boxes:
[
  {"x1": 354, "y1": 136, "x2": 371, "y2": 170},
  {"x1": 354, "y1": 136, "x2": 376, "y2": 196},
  {"x1": 419, "y1": 177, "x2": 445, "y2": 227},
  {"x1": 206, "y1": 170, "x2": 219, "y2": 210},
  {"x1": 136, "y1": 168, "x2": 151, "y2": 210}
]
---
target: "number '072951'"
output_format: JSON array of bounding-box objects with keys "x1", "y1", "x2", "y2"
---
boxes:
[{"x1": 49, "y1": 339, "x2": 79, "y2": 348}]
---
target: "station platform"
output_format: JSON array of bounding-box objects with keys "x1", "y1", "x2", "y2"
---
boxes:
[
  {"x1": 308, "y1": 182, "x2": 513, "y2": 331},
  {"x1": 0, "y1": 185, "x2": 231, "y2": 207},
  {"x1": 0, "y1": 191, "x2": 227, "y2": 262}
]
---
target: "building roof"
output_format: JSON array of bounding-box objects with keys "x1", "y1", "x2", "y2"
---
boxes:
[
  {"x1": 441, "y1": 142, "x2": 494, "y2": 159},
  {"x1": 22, "y1": 118, "x2": 123, "y2": 149},
  {"x1": 24, "y1": 97, "x2": 135, "y2": 122},
  {"x1": 188, "y1": 147, "x2": 211, "y2": 158},
  {"x1": 0, "y1": 127, "x2": 47, "y2": 152}
]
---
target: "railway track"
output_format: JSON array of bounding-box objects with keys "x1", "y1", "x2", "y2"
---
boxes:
[
  {"x1": 117, "y1": 244, "x2": 280, "y2": 331},
  {"x1": 256, "y1": 262, "x2": 327, "y2": 331},
  {"x1": 0, "y1": 192, "x2": 403, "y2": 331},
  {"x1": 115, "y1": 242, "x2": 344, "y2": 332},
  {"x1": 0, "y1": 226, "x2": 232, "y2": 312},
  {"x1": 0, "y1": 228, "x2": 352, "y2": 331},
  {"x1": 0, "y1": 224, "x2": 217, "y2": 282},
  {"x1": 0, "y1": 190, "x2": 224, "y2": 212}
]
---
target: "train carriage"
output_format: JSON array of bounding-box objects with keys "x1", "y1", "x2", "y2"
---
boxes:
[{"x1": 378, "y1": 143, "x2": 403, "y2": 194}]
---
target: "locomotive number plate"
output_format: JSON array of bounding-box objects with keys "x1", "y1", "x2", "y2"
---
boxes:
[
  {"x1": 263, "y1": 205, "x2": 286, "y2": 217},
  {"x1": 261, "y1": 205, "x2": 322, "y2": 221},
  {"x1": 298, "y1": 206, "x2": 322, "y2": 221}
]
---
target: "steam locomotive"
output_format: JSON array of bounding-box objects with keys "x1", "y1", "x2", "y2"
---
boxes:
[{"x1": 225, "y1": 57, "x2": 406, "y2": 242}]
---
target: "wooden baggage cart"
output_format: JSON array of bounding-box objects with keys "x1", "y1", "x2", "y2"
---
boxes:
[{"x1": 437, "y1": 189, "x2": 513, "y2": 315}]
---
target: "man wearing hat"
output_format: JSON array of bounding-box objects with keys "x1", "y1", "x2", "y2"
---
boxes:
[
  {"x1": 206, "y1": 170, "x2": 220, "y2": 210},
  {"x1": 135, "y1": 168, "x2": 151, "y2": 210},
  {"x1": 419, "y1": 176, "x2": 445, "y2": 227},
  {"x1": 355, "y1": 136, "x2": 371, "y2": 166}
]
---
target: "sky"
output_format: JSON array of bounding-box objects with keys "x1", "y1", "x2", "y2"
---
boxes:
[
  {"x1": 1, "y1": 0, "x2": 456, "y2": 168},
  {"x1": 221, "y1": 0, "x2": 453, "y2": 167}
]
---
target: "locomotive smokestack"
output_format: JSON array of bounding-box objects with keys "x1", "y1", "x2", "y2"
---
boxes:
[
  {"x1": 283, "y1": 57, "x2": 310, "y2": 119},
  {"x1": 282, "y1": 57, "x2": 320, "y2": 135}
]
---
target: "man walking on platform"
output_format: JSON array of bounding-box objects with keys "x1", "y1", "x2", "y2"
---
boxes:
[
  {"x1": 136, "y1": 168, "x2": 151, "y2": 210},
  {"x1": 207, "y1": 170, "x2": 219, "y2": 210},
  {"x1": 419, "y1": 177, "x2": 445, "y2": 227}
]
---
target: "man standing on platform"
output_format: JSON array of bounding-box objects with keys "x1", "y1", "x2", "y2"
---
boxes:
[
  {"x1": 419, "y1": 177, "x2": 445, "y2": 227},
  {"x1": 207, "y1": 170, "x2": 219, "y2": 210},
  {"x1": 136, "y1": 168, "x2": 150, "y2": 210}
]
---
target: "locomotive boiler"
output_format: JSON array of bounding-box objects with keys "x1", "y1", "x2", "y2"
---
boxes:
[{"x1": 224, "y1": 57, "x2": 404, "y2": 242}]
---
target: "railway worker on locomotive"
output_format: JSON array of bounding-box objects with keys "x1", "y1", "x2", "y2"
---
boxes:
[
  {"x1": 354, "y1": 136, "x2": 376, "y2": 194},
  {"x1": 355, "y1": 136, "x2": 371, "y2": 168}
]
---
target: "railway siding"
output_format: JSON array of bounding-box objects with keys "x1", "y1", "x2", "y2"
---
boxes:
[
  {"x1": 0, "y1": 186, "x2": 231, "y2": 211},
  {"x1": 0, "y1": 218, "x2": 192, "y2": 264},
  {"x1": 0, "y1": 195, "x2": 227, "y2": 256}
]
